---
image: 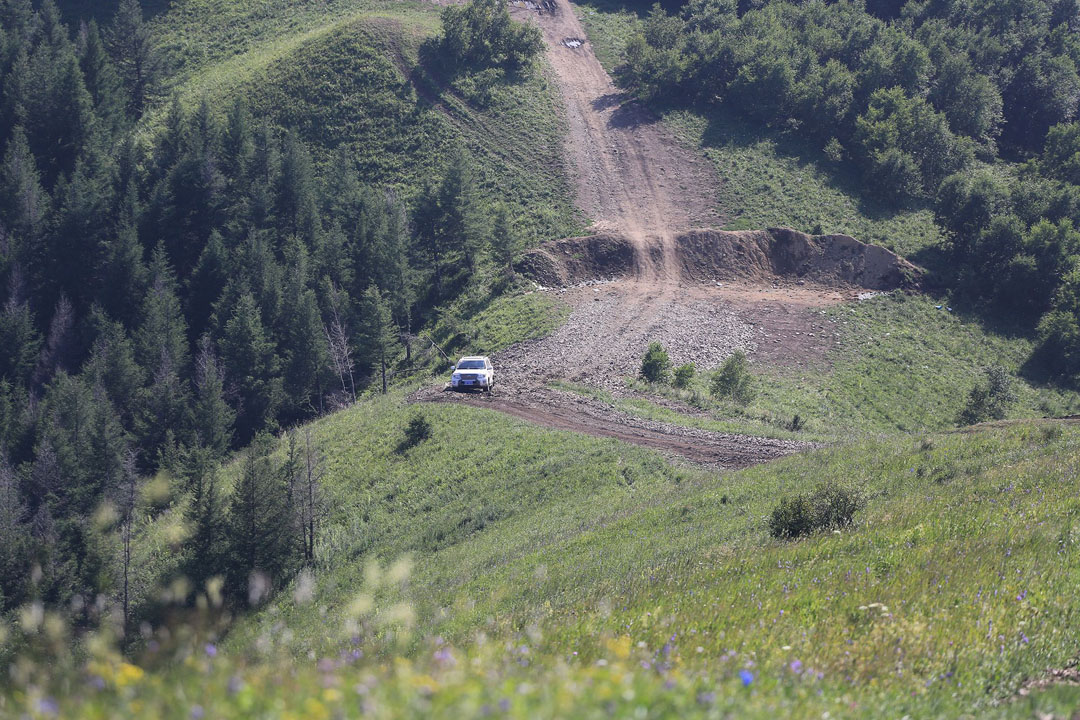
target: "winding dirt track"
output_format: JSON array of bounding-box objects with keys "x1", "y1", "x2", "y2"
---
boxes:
[{"x1": 418, "y1": 0, "x2": 845, "y2": 468}]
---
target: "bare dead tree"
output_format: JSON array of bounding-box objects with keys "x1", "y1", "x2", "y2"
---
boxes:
[
  {"x1": 324, "y1": 283, "x2": 355, "y2": 404},
  {"x1": 34, "y1": 294, "x2": 75, "y2": 385}
]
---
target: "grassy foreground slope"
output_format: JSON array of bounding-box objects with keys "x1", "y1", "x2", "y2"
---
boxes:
[{"x1": 13, "y1": 398, "x2": 1080, "y2": 718}]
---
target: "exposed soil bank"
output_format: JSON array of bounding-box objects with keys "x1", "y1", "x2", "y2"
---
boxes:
[{"x1": 518, "y1": 227, "x2": 921, "y2": 290}]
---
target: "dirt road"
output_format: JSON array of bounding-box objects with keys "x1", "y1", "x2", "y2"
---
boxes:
[{"x1": 410, "y1": 0, "x2": 858, "y2": 469}]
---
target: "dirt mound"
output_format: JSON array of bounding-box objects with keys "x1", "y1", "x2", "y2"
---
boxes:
[
  {"x1": 519, "y1": 227, "x2": 921, "y2": 290},
  {"x1": 678, "y1": 228, "x2": 921, "y2": 290},
  {"x1": 514, "y1": 234, "x2": 637, "y2": 286}
]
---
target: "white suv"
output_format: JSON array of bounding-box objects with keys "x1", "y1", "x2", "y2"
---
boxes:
[{"x1": 451, "y1": 356, "x2": 494, "y2": 392}]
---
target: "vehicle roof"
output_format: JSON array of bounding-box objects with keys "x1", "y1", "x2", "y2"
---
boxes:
[{"x1": 458, "y1": 356, "x2": 489, "y2": 361}]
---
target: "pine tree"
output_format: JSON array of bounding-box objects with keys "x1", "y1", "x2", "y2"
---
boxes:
[
  {"x1": 135, "y1": 346, "x2": 190, "y2": 467},
  {"x1": 225, "y1": 433, "x2": 296, "y2": 603},
  {"x1": 0, "y1": 456, "x2": 31, "y2": 611},
  {"x1": 83, "y1": 310, "x2": 144, "y2": 425},
  {"x1": 98, "y1": 216, "x2": 148, "y2": 329},
  {"x1": 176, "y1": 443, "x2": 225, "y2": 588},
  {"x1": 219, "y1": 292, "x2": 283, "y2": 442},
  {"x1": 490, "y1": 202, "x2": 522, "y2": 277},
  {"x1": 135, "y1": 245, "x2": 189, "y2": 375},
  {"x1": 45, "y1": 142, "x2": 118, "y2": 307},
  {"x1": 192, "y1": 335, "x2": 233, "y2": 458},
  {"x1": 34, "y1": 294, "x2": 76, "y2": 385},
  {"x1": 78, "y1": 19, "x2": 124, "y2": 133},
  {"x1": 109, "y1": 0, "x2": 158, "y2": 116},
  {"x1": 247, "y1": 120, "x2": 279, "y2": 230},
  {"x1": 186, "y1": 230, "x2": 228, "y2": 341},
  {"x1": 0, "y1": 291, "x2": 41, "y2": 388},
  {"x1": 362, "y1": 284, "x2": 398, "y2": 394},
  {"x1": 280, "y1": 239, "x2": 329, "y2": 418},
  {"x1": 109, "y1": 449, "x2": 137, "y2": 633},
  {"x1": 277, "y1": 128, "x2": 319, "y2": 243},
  {"x1": 0, "y1": 126, "x2": 50, "y2": 253}
]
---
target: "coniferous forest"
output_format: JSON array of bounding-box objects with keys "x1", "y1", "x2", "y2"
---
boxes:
[{"x1": 0, "y1": 0, "x2": 538, "y2": 619}]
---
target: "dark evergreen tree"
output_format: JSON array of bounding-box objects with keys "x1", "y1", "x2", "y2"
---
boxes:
[
  {"x1": 0, "y1": 126, "x2": 49, "y2": 254},
  {"x1": 109, "y1": 0, "x2": 157, "y2": 116},
  {"x1": 176, "y1": 443, "x2": 225, "y2": 587},
  {"x1": 220, "y1": 292, "x2": 282, "y2": 442},
  {"x1": 191, "y1": 335, "x2": 233, "y2": 458},
  {"x1": 225, "y1": 433, "x2": 296, "y2": 602},
  {"x1": 0, "y1": 456, "x2": 31, "y2": 611},
  {"x1": 362, "y1": 284, "x2": 397, "y2": 394},
  {"x1": 135, "y1": 245, "x2": 189, "y2": 375},
  {"x1": 78, "y1": 19, "x2": 124, "y2": 133}
]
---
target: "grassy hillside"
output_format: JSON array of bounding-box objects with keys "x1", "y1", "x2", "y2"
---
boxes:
[
  {"x1": 147, "y1": 0, "x2": 580, "y2": 243},
  {"x1": 9, "y1": 398, "x2": 1080, "y2": 717},
  {"x1": 574, "y1": 2, "x2": 942, "y2": 260}
]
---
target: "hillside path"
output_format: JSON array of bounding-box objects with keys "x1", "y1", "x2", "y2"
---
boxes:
[{"x1": 414, "y1": 0, "x2": 850, "y2": 469}]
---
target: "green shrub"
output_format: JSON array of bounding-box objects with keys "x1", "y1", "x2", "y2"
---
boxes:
[
  {"x1": 768, "y1": 482, "x2": 861, "y2": 539},
  {"x1": 640, "y1": 342, "x2": 672, "y2": 383},
  {"x1": 957, "y1": 365, "x2": 1015, "y2": 425},
  {"x1": 673, "y1": 362, "x2": 695, "y2": 389},
  {"x1": 440, "y1": 0, "x2": 544, "y2": 75},
  {"x1": 710, "y1": 350, "x2": 755, "y2": 404},
  {"x1": 403, "y1": 414, "x2": 433, "y2": 449}
]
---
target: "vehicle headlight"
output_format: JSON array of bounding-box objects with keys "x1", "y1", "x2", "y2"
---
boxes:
[{"x1": 452, "y1": 374, "x2": 461, "y2": 380}]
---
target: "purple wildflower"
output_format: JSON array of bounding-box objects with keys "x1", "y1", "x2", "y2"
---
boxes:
[
  {"x1": 36, "y1": 698, "x2": 58, "y2": 716},
  {"x1": 190, "y1": 706, "x2": 205, "y2": 720},
  {"x1": 740, "y1": 670, "x2": 754, "y2": 687},
  {"x1": 790, "y1": 660, "x2": 803, "y2": 674},
  {"x1": 204, "y1": 643, "x2": 217, "y2": 658}
]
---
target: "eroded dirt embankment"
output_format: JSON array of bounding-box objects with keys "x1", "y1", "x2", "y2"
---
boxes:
[{"x1": 517, "y1": 228, "x2": 921, "y2": 290}]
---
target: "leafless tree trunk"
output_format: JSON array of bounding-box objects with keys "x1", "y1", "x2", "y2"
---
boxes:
[
  {"x1": 324, "y1": 283, "x2": 355, "y2": 404},
  {"x1": 115, "y1": 450, "x2": 139, "y2": 636},
  {"x1": 301, "y1": 429, "x2": 325, "y2": 564}
]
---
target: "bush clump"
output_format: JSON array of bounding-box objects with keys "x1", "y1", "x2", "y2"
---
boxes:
[
  {"x1": 673, "y1": 362, "x2": 696, "y2": 389},
  {"x1": 640, "y1": 342, "x2": 672, "y2": 383},
  {"x1": 958, "y1": 365, "x2": 1015, "y2": 425},
  {"x1": 768, "y1": 482, "x2": 861, "y2": 540},
  {"x1": 440, "y1": 0, "x2": 544, "y2": 74},
  {"x1": 403, "y1": 414, "x2": 433, "y2": 449},
  {"x1": 710, "y1": 350, "x2": 755, "y2": 404}
]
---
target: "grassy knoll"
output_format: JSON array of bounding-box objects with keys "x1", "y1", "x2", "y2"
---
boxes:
[
  {"x1": 147, "y1": 0, "x2": 580, "y2": 243},
  {"x1": 7, "y1": 401, "x2": 1080, "y2": 717}
]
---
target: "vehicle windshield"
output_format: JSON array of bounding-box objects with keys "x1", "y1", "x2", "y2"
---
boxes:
[{"x1": 457, "y1": 360, "x2": 485, "y2": 369}]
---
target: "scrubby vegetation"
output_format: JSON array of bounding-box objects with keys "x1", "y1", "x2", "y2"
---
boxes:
[
  {"x1": 639, "y1": 340, "x2": 672, "y2": 383},
  {"x1": 591, "y1": 0, "x2": 1080, "y2": 383}
]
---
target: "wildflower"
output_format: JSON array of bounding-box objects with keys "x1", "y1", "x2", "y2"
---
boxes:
[
  {"x1": 434, "y1": 648, "x2": 456, "y2": 667},
  {"x1": 116, "y1": 663, "x2": 144, "y2": 687},
  {"x1": 790, "y1": 660, "x2": 803, "y2": 674},
  {"x1": 35, "y1": 697, "x2": 58, "y2": 717},
  {"x1": 190, "y1": 706, "x2": 205, "y2": 720},
  {"x1": 740, "y1": 670, "x2": 754, "y2": 687},
  {"x1": 204, "y1": 643, "x2": 217, "y2": 658}
]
